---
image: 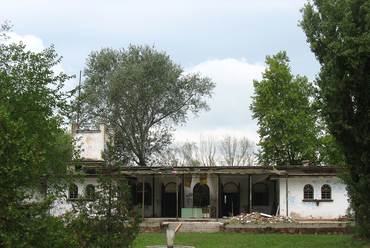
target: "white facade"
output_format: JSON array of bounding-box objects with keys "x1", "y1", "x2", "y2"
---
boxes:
[
  {"x1": 61, "y1": 123, "x2": 349, "y2": 220},
  {"x1": 279, "y1": 177, "x2": 348, "y2": 219}
]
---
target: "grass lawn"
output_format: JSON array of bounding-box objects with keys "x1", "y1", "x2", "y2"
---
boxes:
[{"x1": 133, "y1": 233, "x2": 370, "y2": 248}]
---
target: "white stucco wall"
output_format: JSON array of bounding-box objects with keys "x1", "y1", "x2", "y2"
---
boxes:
[
  {"x1": 279, "y1": 177, "x2": 348, "y2": 219},
  {"x1": 73, "y1": 124, "x2": 107, "y2": 161},
  {"x1": 50, "y1": 178, "x2": 99, "y2": 216}
]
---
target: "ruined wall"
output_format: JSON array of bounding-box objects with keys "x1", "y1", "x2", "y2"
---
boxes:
[
  {"x1": 51, "y1": 123, "x2": 107, "y2": 216},
  {"x1": 72, "y1": 123, "x2": 107, "y2": 161},
  {"x1": 144, "y1": 174, "x2": 182, "y2": 217}
]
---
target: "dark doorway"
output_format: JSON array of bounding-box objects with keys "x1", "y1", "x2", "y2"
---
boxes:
[
  {"x1": 162, "y1": 182, "x2": 181, "y2": 217},
  {"x1": 222, "y1": 182, "x2": 240, "y2": 217}
]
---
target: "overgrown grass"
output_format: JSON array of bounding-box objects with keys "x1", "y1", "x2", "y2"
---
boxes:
[{"x1": 134, "y1": 233, "x2": 370, "y2": 247}]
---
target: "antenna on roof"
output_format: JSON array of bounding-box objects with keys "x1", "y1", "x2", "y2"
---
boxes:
[{"x1": 77, "y1": 70, "x2": 81, "y2": 124}]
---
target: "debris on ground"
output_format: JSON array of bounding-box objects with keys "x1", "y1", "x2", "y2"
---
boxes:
[
  {"x1": 224, "y1": 212, "x2": 295, "y2": 224},
  {"x1": 336, "y1": 215, "x2": 349, "y2": 221}
]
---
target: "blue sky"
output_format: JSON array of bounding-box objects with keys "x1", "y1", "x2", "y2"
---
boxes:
[{"x1": 2, "y1": 0, "x2": 320, "y2": 144}]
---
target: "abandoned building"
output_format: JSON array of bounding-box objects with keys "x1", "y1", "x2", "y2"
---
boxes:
[{"x1": 53, "y1": 123, "x2": 349, "y2": 221}]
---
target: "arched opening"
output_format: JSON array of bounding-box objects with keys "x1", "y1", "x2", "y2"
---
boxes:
[
  {"x1": 193, "y1": 183, "x2": 209, "y2": 207},
  {"x1": 161, "y1": 182, "x2": 181, "y2": 217},
  {"x1": 303, "y1": 184, "x2": 314, "y2": 200},
  {"x1": 252, "y1": 182, "x2": 268, "y2": 206},
  {"x1": 136, "y1": 182, "x2": 152, "y2": 205},
  {"x1": 69, "y1": 184, "x2": 78, "y2": 199},
  {"x1": 222, "y1": 182, "x2": 240, "y2": 217},
  {"x1": 321, "y1": 184, "x2": 331, "y2": 199}
]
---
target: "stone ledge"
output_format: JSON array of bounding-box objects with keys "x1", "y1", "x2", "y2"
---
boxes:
[
  {"x1": 223, "y1": 227, "x2": 352, "y2": 235},
  {"x1": 140, "y1": 221, "x2": 353, "y2": 235},
  {"x1": 224, "y1": 222, "x2": 352, "y2": 229}
]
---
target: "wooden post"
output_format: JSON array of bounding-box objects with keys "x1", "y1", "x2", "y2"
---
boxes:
[
  {"x1": 181, "y1": 174, "x2": 184, "y2": 209},
  {"x1": 176, "y1": 178, "x2": 179, "y2": 221},
  {"x1": 142, "y1": 176, "x2": 145, "y2": 219},
  {"x1": 216, "y1": 174, "x2": 219, "y2": 221},
  {"x1": 249, "y1": 175, "x2": 252, "y2": 213},
  {"x1": 152, "y1": 174, "x2": 155, "y2": 217},
  {"x1": 286, "y1": 174, "x2": 288, "y2": 217}
]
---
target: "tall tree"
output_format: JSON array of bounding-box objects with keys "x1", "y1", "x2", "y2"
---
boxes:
[
  {"x1": 76, "y1": 45, "x2": 215, "y2": 166},
  {"x1": 197, "y1": 134, "x2": 221, "y2": 167},
  {"x1": 300, "y1": 0, "x2": 370, "y2": 238},
  {"x1": 160, "y1": 141, "x2": 200, "y2": 167},
  {"x1": 219, "y1": 135, "x2": 255, "y2": 166},
  {"x1": 0, "y1": 24, "x2": 78, "y2": 247},
  {"x1": 160, "y1": 134, "x2": 255, "y2": 166},
  {"x1": 250, "y1": 51, "x2": 318, "y2": 166}
]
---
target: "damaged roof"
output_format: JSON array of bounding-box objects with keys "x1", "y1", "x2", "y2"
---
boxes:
[{"x1": 81, "y1": 165, "x2": 344, "y2": 177}]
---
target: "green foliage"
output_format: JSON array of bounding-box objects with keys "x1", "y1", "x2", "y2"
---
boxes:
[
  {"x1": 0, "y1": 24, "x2": 79, "y2": 247},
  {"x1": 250, "y1": 51, "x2": 318, "y2": 166},
  {"x1": 71, "y1": 141, "x2": 141, "y2": 247},
  {"x1": 300, "y1": 0, "x2": 370, "y2": 239},
  {"x1": 75, "y1": 44, "x2": 215, "y2": 166}
]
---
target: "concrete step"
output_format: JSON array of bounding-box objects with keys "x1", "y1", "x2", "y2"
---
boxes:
[{"x1": 166, "y1": 222, "x2": 223, "y2": 233}]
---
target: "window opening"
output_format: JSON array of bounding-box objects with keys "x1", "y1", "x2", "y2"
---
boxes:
[
  {"x1": 86, "y1": 184, "x2": 95, "y2": 199},
  {"x1": 252, "y1": 182, "x2": 268, "y2": 206},
  {"x1": 136, "y1": 182, "x2": 152, "y2": 205},
  {"x1": 193, "y1": 183, "x2": 210, "y2": 207},
  {"x1": 321, "y1": 184, "x2": 331, "y2": 199},
  {"x1": 69, "y1": 184, "x2": 78, "y2": 199},
  {"x1": 303, "y1": 184, "x2": 314, "y2": 199}
]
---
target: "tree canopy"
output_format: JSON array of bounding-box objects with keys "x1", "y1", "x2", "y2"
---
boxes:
[
  {"x1": 300, "y1": 0, "x2": 370, "y2": 238},
  {"x1": 76, "y1": 44, "x2": 215, "y2": 166},
  {"x1": 0, "y1": 24, "x2": 78, "y2": 247},
  {"x1": 250, "y1": 51, "x2": 318, "y2": 166}
]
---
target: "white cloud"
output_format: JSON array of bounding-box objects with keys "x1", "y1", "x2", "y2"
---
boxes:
[
  {"x1": 174, "y1": 58, "x2": 265, "y2": 144},
  {"x1": 5, "y1": 32, "x2": 45, "y2": 53}
]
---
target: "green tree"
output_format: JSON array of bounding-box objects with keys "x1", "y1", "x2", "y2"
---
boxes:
[
  {"x1": 250, "y1": 51, "x2": 318, "y2": 166},
  {"x1": 300, "y1": 0, "x2": 370, "y2": 238},
  {"x1": 72, "y1": 141, "x2": 141, "y2": 247},
  {"x1": 75, "y1": 44, "x2": 215, "y2": 166},
  {"x1": 0, "y1": 24, "x2": 78, "y2": 247}
]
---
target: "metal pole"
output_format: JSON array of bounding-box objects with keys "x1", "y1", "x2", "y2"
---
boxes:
[
  {"x1": 286, "y1": 174, "x2": 288, "y2": 217},
  {"x1": 142, "y1": 177, "x2": 145, "y2": 219},
  {"x1": 77, "y1": 70, "x2": 81, "y2": 124}
]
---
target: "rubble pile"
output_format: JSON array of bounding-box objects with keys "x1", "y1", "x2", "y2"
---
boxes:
[{"x1": 224, "y1": 212, "x2": 295, "y2": 224}]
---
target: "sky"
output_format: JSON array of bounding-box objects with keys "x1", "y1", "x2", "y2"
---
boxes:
[{"x1": 2, "y1": 0, "x2": 321, "y2": 145}]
